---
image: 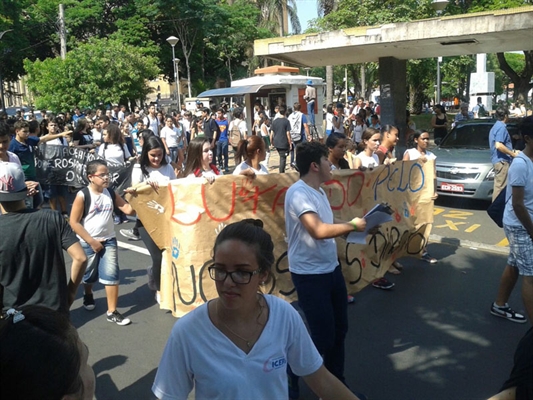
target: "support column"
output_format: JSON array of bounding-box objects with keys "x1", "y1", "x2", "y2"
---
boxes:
[{"x1": 379, "y1": 57, "x2": 407, "y2": 157}]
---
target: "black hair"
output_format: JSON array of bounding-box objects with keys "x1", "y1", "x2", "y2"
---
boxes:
[
  {"x1": 520, "y1": 116, "x2": 533, "y2": 139},
  {"x1": 325, "y1": 132, "x2": 346, "y2": 149},
  {"x1": 380, "y1": 124, "x2": 397, "y2": 136},
  {"x1": 295, "y1": 141, "x2": 328, "y2": 176},
  {"x1": 138, "y1": 128, "x2": 155, "y2": 145},
  {"x1": 213, "y1": 219, "x2": 274, "y2": 283},
  {"x1": 86, "y1": 159, "x2": 108, "y2": 177},
  {"x1": 0, "y1": 121, "x2": 9, "y2": 137},
  {"x1": 326, "y1": 104, "x2": 333, "y2": 114},
  {"x1": 139, "y1": 136, "x2": 168, "y2": 176},
  {"x1": 0, "y1": 305, "x2": 84, "y2": 400},
  {"x1": 73, "y1": 118, "x2": 89, "y2": 136},
  {"x1": 278, "y1": 104, "x2": 286, "y2": 116},
  {"x1": 233, "y1": 108, "x2": 243, "y2": 119},
  {"x1": 28, "y1": 120, "x2": 40, "y2": 134},
  {"x1": 495, "y1": 107, "x2": 509, "y2": 121},
  {"x1": 406, "y1": 130, "x2": 429, "y2": 149}
]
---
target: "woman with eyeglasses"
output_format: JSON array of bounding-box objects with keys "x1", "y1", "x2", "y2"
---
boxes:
[
  {"x1": 152, "y1": 220, "x2": 361, "y2": 400},
  {"x1": 402, "y1": 130, "x2": 438, "y2": 264}
]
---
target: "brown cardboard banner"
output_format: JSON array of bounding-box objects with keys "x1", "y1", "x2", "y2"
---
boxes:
[{"x1": 126, "y1": 160, "x2": 435, "y2": 317}]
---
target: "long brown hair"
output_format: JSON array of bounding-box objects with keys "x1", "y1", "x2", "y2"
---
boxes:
[{"x1": 236, "y1": 135, "x2": 264, "y2": 162}]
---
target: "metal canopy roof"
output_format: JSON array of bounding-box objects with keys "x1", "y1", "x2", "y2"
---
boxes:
[
  {"x1": 254, "y1": 6, "x2": 533, "y2": 67},
  {"x1": 197, "y1": 85, "x2": 266, "y2": 98}
]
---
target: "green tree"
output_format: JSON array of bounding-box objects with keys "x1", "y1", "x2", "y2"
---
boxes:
[{"x1": 24, "y1": 38, "x2": 160, "y2": 111}]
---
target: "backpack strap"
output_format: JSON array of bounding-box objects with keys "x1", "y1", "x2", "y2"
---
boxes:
[{"x1": 81, "y1": 186, "x2": 116, "y2": 221}]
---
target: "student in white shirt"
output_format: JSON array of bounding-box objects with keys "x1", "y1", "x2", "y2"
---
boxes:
[
  {"x1": 98, "y1": 123, "x2": 131, "y2": 165},
  {"x1": 233, "y1": 135, "x2": 269, "y2": 177},
  {"x1": 153, "y1": 220, "x2": 360, "y2": 400}
]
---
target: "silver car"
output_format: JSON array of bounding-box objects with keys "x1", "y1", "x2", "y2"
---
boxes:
[{"x1": 433, "y1": 120, "x2": 521, "y2": 201}]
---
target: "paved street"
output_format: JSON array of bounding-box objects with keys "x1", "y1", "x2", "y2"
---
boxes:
[
  {"x1": 66, "y1": 220, "x2": 528, "y2": 400},
  {"x1": 58, "y1": 148, "x2": 527, "y2": 400}
]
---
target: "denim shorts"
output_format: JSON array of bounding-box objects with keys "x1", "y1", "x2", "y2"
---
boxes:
[
  {"x1": 81, "y1": 237, "x2": 120, "y2": 285},
  {"x1": 504, "y1": 224, "x2": 533, "y2": 276}
]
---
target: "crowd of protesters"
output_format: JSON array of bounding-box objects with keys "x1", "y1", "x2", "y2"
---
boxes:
[{"x1": 0, "y1": 97, "x2": 531, "y2": 400}]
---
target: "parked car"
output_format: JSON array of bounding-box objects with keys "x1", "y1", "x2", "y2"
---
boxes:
[{"x1": 433, "y1": 119, "x2": 521, "y2": 201}]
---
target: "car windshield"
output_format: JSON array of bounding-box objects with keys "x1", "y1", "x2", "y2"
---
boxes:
[{"x1": 439, "y1": 123, "x2": 519, "y2": 149}]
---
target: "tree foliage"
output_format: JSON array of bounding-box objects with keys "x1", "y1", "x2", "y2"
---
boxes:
[{"x1": 24, "y1": 38, "x2": 159, "y2": 111}]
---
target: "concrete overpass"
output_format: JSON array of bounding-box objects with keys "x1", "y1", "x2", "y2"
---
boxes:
[{"x1": 253, "y1": 6, "x2": 533, "y2": 151}]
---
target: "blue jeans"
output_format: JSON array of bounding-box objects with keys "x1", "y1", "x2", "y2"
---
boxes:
[
  {"x1": 290, "y1": 140, "x2": 302, "y2": 165},
  {"x1": 307, "y1": 100, "x2": 316, "y2": 126},
  {"x1": 216, "y1": 140, "x2": 229, "y2": 170},
  {"x1": 81, "y1": 238, "x2": 120, "y2": 285},
  {"x1": 168, "y1": 147, "x2": 178, "y2": 164},
  {"x1": 291, "y1": 265, "x2": 348, "y2": 382}
]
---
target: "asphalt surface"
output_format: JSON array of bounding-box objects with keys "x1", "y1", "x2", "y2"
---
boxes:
[
  {"x1": 57, "y1": 147, "x2": 525, "y2": 400},
  {"x1": 64, "y1": 220, "x2": 529, "y2": 400}
]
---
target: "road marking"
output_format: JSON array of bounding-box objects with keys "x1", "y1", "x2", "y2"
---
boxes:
[
  {"x1": 442, "y1": 210, "x2": 473, "y2": 220},
  {"x1": 435, "y1": 220, "x2": 466, "y2": 231},
  {"x1": 465, "y1": 224, "x2": 481, "y2": 233},
  {"x1": 496, "y1": 238, "x2": 509, "y2": 247},
  {"x1": 117, "y1": 240, "x2": 150, "y2": 255},
  {"x1": 434, "y1": 207, "x2": 445, "y2": 216}
]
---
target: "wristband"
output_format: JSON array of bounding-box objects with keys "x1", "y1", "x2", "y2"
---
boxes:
[{"x1": 350, "y1": 220, "x2": 358, "y2": 231}]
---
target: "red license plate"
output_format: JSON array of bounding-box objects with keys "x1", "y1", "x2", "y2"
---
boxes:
[{"x1": 441, "y1": 182, "x2": 464, "y2": 193}]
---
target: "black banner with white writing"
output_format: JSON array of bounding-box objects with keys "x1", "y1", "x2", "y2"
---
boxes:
[{"x1": 34, "y1": 144, "x2": 134, "y2": 194}]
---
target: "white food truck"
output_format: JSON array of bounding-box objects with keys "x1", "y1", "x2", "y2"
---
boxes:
[{"x1": 197, "y1": 66, "x2": 325, "y2": 135}]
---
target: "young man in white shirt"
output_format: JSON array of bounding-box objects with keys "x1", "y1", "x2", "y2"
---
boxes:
[{"x1": 284, "y1": 141, "x2": 370, "y2": 398}]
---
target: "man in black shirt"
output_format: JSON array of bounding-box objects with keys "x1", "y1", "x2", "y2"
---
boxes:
[
  {"x1": 270, "y1": 105, "x2": 292, "y2": 173},
  {"x1": 202, "y1": 107, "x2": 220, "y2": 163},
  {"x1": 0, "y1": 162, "x2": 87, "y2": 316}
]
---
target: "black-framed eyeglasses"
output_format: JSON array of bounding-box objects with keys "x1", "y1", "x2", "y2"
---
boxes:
[
  {"x1": 92, "y1": 173, "x2": 112, "y2": 179},
  {"x1": 208, "y1": 266, "x2": 260, "y2": 284}
]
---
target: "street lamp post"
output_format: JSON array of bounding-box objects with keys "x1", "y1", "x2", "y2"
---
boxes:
[
  {"x1": 166, "y1": 36, "x2": 179, "y2": 109},
  {"x1": 0, "y1": 29, "x2": 13, "y2": 113},
  {"x1": 174, "y1": 58, "x2": 181, "y2": 110}
]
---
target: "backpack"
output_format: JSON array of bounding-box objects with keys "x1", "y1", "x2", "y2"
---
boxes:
[
  {"x1": 288, "y1": 112, "x2": 302, "y2": 141},
  {"x1": 478, "y1": 104, "x2": 488, "y2": 117},
  {"x1": 80, "y1": 187, "x2": 116, "y2": 222},
  {"x1": 229, "y1": 120, "x2": 244, "y2": 147}
]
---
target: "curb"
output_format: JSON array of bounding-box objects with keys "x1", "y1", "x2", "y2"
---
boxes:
[{"x1": 429, "y1": 233, "x2": 509, "y2": 255}]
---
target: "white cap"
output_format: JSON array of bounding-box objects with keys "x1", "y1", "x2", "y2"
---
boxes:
[{"x1": 0, "y1": 162, "x2": 28, "y2": 202}]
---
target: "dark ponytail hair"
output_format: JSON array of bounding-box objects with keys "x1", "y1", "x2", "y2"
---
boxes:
[
  {"x1": 213, "y1": 219, "x2": 274, "y2": 283},
  {"x1": 407, "y1": 130, "x2": 427, "y2": 149}
]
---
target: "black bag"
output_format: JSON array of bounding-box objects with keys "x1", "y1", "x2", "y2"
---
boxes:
[{"x1": 487, "y1": 187, "x2": 508, "y2": 228}]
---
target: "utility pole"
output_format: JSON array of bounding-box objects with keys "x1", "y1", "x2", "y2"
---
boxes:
[{"x1": 59, "y1": 4, "x2": 67, "y2": 60}]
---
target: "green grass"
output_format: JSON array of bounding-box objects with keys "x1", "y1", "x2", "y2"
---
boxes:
[{"x1": 411, "y1": 113, "x2": 435, "y2": 131}]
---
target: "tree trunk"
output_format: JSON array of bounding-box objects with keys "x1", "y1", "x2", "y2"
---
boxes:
[
  {"x1": 409, "y1": 84, "x2": 424, "y2": 114},
  {"x1": 185, "y1": 54, "x2": 192, "y2": 98},
  {"x1": 326, "y1": 65, "x2": 333, "y2": 105},
  {"x1": 497, "y1": 51, "x2": 533, "y2": 105}
]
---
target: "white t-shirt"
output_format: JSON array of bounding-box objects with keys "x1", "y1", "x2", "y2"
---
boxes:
[
  {"x1": 284, "y1": 179, "x2": 338, "y2": 274},
  {"x1": 76, "y1": 188, "x2": 115, "y2": 242},
  {"x1": 98, "y1": 143, "x2": 131, "y2": 165},
  {"x1": 144, "y1": 115, "x2": 160, "y2": 136},
  {"x1": 160, "y1": 126, "x2": 182, "y2": 148},
  {"x1": 152, "y1": 295, "x2": 323, "y2": 400},
  {"x1": 503, "y1": 153, "x2": 533, "y2": 227},
  {"x1": 326, "y1": 113, "x2": 334, "y2": 131},
  {"x1": 47, "y1": 137, "x2": 68, "y2": 146},
  {"x1": 403, "y1": 148, "x2": 436, "y2": 161},
  {"x1": 181, "y1": 119, "x2": 191, "y2": 134},
  {"x1": 233, "y1": 161, "x2": 269, "y2": 176},
  {"x1": 131, "y1": 163, "x2": 176, "y2": 186},
  {"x1": 92, "y1": 128, "x2": 102, "y2": 143},
  {"x1": 352, "y1": 124, "x2": 365, "y2": 143},
  {"x1": 7, "y1": 151, "x2": 21, "y2": 165},
  {"x1": 355, "y1": 152, "x2": 379, "y2": 168},
  {"x1": 229, "y1": 119, "x2": 248, "y2": 137}
]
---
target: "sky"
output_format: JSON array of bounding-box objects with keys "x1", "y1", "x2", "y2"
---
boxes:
[{"x1": 296, "y1": 0, "x2": 318, "y2": 33}]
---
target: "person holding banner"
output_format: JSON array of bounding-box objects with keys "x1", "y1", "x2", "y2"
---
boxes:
[
  {"x1": 233, "y1": 135, "x2": 269, "y2": 177},
  {"x1": 184, "y1": 137, "x2": 220, "y2": 183},
  {"x1": 126, "y1": 136, "x2": 176, "y2": 304},
  {"x1": 152, "y1": 220, "x2": 360, "y2": 400},
  {"x1": 284, "y1": 141, "x2": 369, "y2": 399}
]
